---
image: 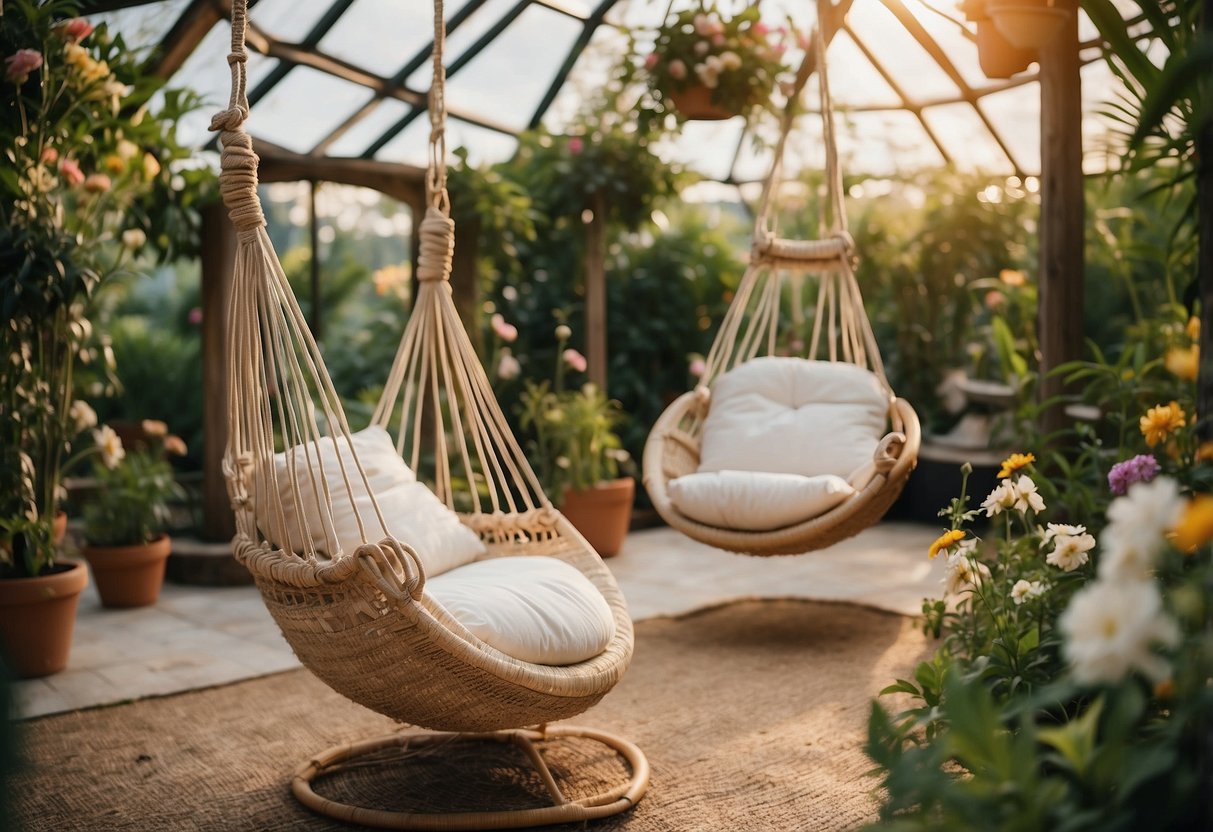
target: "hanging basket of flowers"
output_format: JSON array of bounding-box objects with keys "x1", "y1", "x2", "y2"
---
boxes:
[{"x1": 643, "y1": 3, "x2": 795, "y2": 121}]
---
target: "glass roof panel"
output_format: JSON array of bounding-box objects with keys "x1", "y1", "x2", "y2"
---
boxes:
[
  {"x1": 656, "y1": 118, "x2": 748, "y2": 182},
  {"x1": 975, "y1": 84, "x2": 1041, "y2": 174},
  {"x1": 442, "y1": 6, "x2": 584, "y2": 131},
  {"x1": 828, "y1": 30, "x2": 903, "y2": 109},
  {"x1": 317, "y1": 0, "x2": 439, "y2": 77},
  {"x1": 836, "y1": 110, "x2": 945, "y2": 176},
  {"x1": 542, "y1": 25, "x2": 630, "y2": 129},
  {"x1": 844, "y1": 0, "x2": 962, "y2": 102},
  {"x1": 922, "y1": 102, "x2": 1015, "y2": 171},
  {"x1": 408, "y1": 0, "x2": 526, "y2": 90},
  {"x1": 324, "y1": 99, "x2": 414, "y2": 157},
  {"x1": 247, "y1": 0, "x2": 337, "y2": 43},
  {"x1": 250, "y1": 67, "x2": 376, "y2": 153},
  {"x1": 896, "y1": 0, "x2": 990, "y2": 92},
  {"x1": 377, "y1": 116, "x2": 518, "y2": 168},
  {"x1": 89, "y1": 0, "x2": 192, "y2": 53}
]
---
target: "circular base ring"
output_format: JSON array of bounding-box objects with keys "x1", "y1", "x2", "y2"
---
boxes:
[{"x1": 292, "y1": 724, "x2": 649, "y2": 830}]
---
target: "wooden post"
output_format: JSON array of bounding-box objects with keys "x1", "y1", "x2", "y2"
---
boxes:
[
  {"x1": 199, "y1": 202, "x2": 236, "y2": 542},
  {"x1": 451, "y1": 215, "x2": 483, "y2": 357},
  {"x1": 584, "y1": 192, "x2": 608, "y2": 391},
  {"x1": 1036, "y1": 3, "x2": 1084, "y2": 441}
]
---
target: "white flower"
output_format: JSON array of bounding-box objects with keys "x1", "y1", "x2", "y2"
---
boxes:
[
  {"x1": 1012, "y1": 475, "x2": 1046, "y2": 513},
  {"x1": 1045, "y1": 530, "x2": 1095, "y2": 572},
  {"x1": 981, "y1": 480, "x2": 1017, "y2": 517},
  {"x1": 1060, "y1": 578, "x2": 1180, "y2": 685},
  {"x1": 944, "y1": 546, "x2": 990, "y2": 595},
  {"x1": 121, "y1": 228, "x2": 146, "y2": 248},
  {"x1": 694, "y1": 61, "x2": 720, "y2": 89},
  {"x1": 719, "y1": 50, "x2": 742, "y2": 70},
  {"x1": 554, "y1": 324, "x2": 572, "y2": 342},
  {"x1": 1011, "y1": 579, "x2": 1045, "y2": 605},
  {"x1": 1100, "y1": 477, "x2": 1184, "y2": 582},
  {"x1": 1044, "y1": 523, "x2": 1087, "y2": 541},
  {"x1": 496, "y1": 352, "x2": 521, "y2": 380},
  {"x1": 555, "y1": 456, "x2": 571, "y2": 469},
  {"x1": 69, "y1": 399, "x2": 97, "y2": 433},
  {"x1": 92, "y1": 424, "x2": 125, "y2": 469}
]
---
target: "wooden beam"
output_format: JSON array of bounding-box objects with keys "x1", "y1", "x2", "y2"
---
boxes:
[
  {"x1": 585, "y1": 193, "x2": 608, "y2": 391},
  {"x1": 199, "y1": 202, "x2": 236, "y2": 543},
  {"x1": 1036, "y1": 4, "x2": 1084, "y2": 441},
  {"x1": 252, "y1": 138, "x2": 426, "y2": 205},
  {"x1": 150, "y1": 0, "x2": 223, "y2": 80}
]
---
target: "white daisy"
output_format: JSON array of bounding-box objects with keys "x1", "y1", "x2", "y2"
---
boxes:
[{"x1": 1060, "y1": 578, "x2": 1180, "y2": 684}]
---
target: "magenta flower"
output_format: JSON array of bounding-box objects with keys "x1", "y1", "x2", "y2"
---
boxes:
[
  {"x1": 567, "y1": 136, "x2": 584, "y2": 155},
  {"x1": 1107, "y1": 454, "x2": 1161, "y2": 496},
  {"x1": 490, "y1": 313, "x2": 518, "y2": 343},
  {"x1": 187, "y1": 307, "x2": 203, "y2": 326},
  {"x1": 5, "y1": 49, "x2": 43, "y2": 84},
  {"x1": 563, "y1": 349, "x2": 587, "y2": 373}
]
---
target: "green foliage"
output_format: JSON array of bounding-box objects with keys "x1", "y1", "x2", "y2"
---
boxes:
[
  {"x1": 0, "y1": 0, "x2": 204, "y2": 576},
  {"x1": 82, "y1": 439, "x2": 185, "y2": 547}
]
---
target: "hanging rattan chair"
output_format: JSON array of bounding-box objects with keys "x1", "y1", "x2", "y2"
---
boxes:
[
  {"x1": 643, "y1": 16, "x2": 920, "y2": 557},
  {"x1": 210, "y1": 1, "x2": 646, "y2": 827}
]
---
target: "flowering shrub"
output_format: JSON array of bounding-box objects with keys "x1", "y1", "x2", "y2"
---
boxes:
[
  {"x1": 866, "y1": 442, "x2": 1213, "y2": 828},
  {"x1": 0, "y1": 0, "x2": 202, "y2": 577},
  {"x1": 642, "y1": 2, "x2": 795, "y2": 118},
  {"x1": 515, "y1": 324, "x2": 631, "y2": 505},
  {"x1": 80, "y1": 421, "x2": 187, "y2": 547}
]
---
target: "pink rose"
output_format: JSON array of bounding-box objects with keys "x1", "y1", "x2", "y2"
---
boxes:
[
  {"x1": 83, "y1": 173, "x2": 112, "y2": 193},
  {"x1": 689, "y1": 357, "x2": 707, "y2": 378},
  {"x1": 568, "y1": 136, "x2": 584, "y2": 155},
  {"x1": 41, "y1": 147, "x2": 58, "y2": 164},
  {"x1": 491, "y1": 313, "x2": 518, "y2": 343},
  {"x1": 562, "y1": 349, "x2": 588, "y2": 374},
  {"x1": 57, "y1": 18, "x2": 95, "y2": 43},
  {"x1": 188, "y1": 307, "x2": 203, "y2": 326},
  {"x1": 4, "y1": 49, "x2": 43, "y2": 84},
  {"x1": 644, "y1": 52, "x2": 658, "y2": 70},
  {"x1": 668, "y1": 59, "x2": 687, "y2": 80},
  {"x1": 58, "y1": 158, "x2": 85, "y2": 186}
]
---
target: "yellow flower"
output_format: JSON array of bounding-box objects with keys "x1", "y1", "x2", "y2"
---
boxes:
[
  {"x1": 142, "y1": 152, "x2": 161, "y2": 179},
  {"x1": 164, "y1": 435, "x2": 188, "y2": 457},
  {"x1": 1187, "y1": 316, "x2": 1201, "y2": 342},
  {"x1": 997, "y1": 452, "x2": 1035, "y2": 479},
  {"x1": 999, "y1": 269, "x2": 1026, "y2": 287},
  {"x1": 928, "y1": 529, "x2": 965, "y2": 560},
  {"x1": 141, "y1": 419, "x2": 168, "y2": 438},
  {"x1": 1172, "y1": 494, "x2": 1213, "y2": 553},
  {"x1": 1140, "y1": 401, "x2": 1186, "y2": 448},
  {"x1": 103, "y1": 154, "x2": 125, "y2": 175},
  {"x1": 1164, "y1": 345, "x2": 1199, "y2": 381}
]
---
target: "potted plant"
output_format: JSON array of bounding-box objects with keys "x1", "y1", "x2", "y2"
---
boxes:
[
  {"x1": 0, "y1": 2, "x2": 200, "y2": 675},
  {"x1": 641, "y1": 2, "x2": 796, "y2": 120},
  {"x1": 517, "y1": 326, "x2": 635, "y2": 556},
  {"x1": 79, "y1": 422, "x2": 186, "y2": 607}
]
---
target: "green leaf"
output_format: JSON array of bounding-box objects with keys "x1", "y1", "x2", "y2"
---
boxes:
[{"x1": 1038, "y1": 697, "x2": 1104, "y2": 780}]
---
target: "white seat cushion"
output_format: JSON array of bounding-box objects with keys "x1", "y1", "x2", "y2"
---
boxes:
[
  {"x1": 698, "y1": 357, "x2": 890, "y2": 480},
  {"x1": 426, "y1": 557, "x2": 616, "y2": 666},
  {"x1": 669, "y1": 470, "x2": 855, "y2": 531},
  {"x1": 258, "y1": 426, "x2": 485, "y2": 577}
]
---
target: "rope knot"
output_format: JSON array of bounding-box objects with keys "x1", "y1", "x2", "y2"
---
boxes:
[
  {"x1": 832, "y1": 230, "x2": 856, "y2": 256},
  {"x1": 212, "y1": 123, "x2": 266, "y2": 232},
  {"x1": 226, "y1": 51, "x2": 247, "y2": 66},
  {"x1": 416, "y1": 207, "x2": 455, "y2": 283},
  {"x1": 208, "y1": 105, "x2": 248, "y2": 134}
]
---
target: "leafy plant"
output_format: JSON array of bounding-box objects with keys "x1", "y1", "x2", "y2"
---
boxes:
[{"x1": 80, "y1": 423, "x2": 187, "y2": 547}]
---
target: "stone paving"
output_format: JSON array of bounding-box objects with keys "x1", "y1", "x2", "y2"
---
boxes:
[{"x1": 12, "y1": 522, "x2": 943, "y2": 719}]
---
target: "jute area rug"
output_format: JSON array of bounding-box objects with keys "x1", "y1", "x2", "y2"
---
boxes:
[{"x1": 12, "y1": 600, "x2": 930, "y2": 832}]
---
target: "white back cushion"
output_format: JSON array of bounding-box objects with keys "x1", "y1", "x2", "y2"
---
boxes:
[
  {"x1": 698, "y1": 358, "x2": 890, "y2": 479},
  {"x1": 258, "y1": 426, "x2": 484, "y2": 577},
  {"x1": 669, "y1": 470, "x2": 855, "y2": 531},
  {"x1": 426, "y1": 557, "x2": 616, "y2": 666}
]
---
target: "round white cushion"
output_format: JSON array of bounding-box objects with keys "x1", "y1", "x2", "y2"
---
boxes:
[
  {"x1": 426, "y1": 557, "x2": 616, "y2": 666},
  {"x1": 697, "y1": 357, "x2": 890, "y2": 480},
  {"x1": 669, "y1": 469, "x2": 855, "y2": 531}
]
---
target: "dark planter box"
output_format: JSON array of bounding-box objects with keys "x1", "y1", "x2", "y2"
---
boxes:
[{"x1": 887, "y1": 443, "x2": 1006, "y2": 528}]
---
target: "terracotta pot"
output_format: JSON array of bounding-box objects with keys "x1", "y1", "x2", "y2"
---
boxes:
[
  {"x1": 0, "y1": 560, "x2": 88, "y2": 678},
  {"x1": 82, "y1": 534, "x2": 172, "y2": 608},
  {"x1": 667, "y1": 85, "x2": 735, "y2": 121},
  {"x1": 52, "y1": 510, "x2": 68, "y2": 546},
  {"x1": 987, "y1": 0, "x2": 1070, "y2": 50},
  {"x1": 975, "y1": 19, "x2": 1034, "y2": 79},
  {"x1": 561, "y1": 478, "x2": 635, "y2": 558}
]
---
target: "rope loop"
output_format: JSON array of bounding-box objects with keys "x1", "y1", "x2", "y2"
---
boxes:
[
  {"x1": 416, "y1": 206, "x2": 455, "y2": 282},
  {"x1": 213, "y1": 125, "x2": 265, "y2": 231}
]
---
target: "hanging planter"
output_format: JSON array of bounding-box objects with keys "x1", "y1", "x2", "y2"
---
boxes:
[
  {"x1": 666, "y1": 85, "x2": 736, "y2": 121},
  {"x1": 962, "y1": 0, "x2": 1035, "y2": 78},
  {"x1": 987, "y1": 0, "x2": 1071, "y2": 50}
]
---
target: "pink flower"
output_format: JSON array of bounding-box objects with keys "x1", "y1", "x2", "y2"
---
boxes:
[
  {"x1": 689, "y1": 357, "x2": 707, "y2": 378},
  {"x1": 563, "y1": 349, "x2": 588, "y2": 374},
  {"x1": 644, "y1": 52, "x2": 658, "y2": 70},
  {"x1": 497, "y1": 353, "x2": 521, "y2": 380},
  {"x1": 5, "y1": 49, "x2": 43, "y2": 84},
  {"x1": 1107, "y1": 454, "x2": 1161, "y2": 496},
  {"x1": 491, "y1": 313, "x2": 518, "y2": 343},
  {"x1": 58, "y1": 158, "x2": 84, "y2": 186},
  {"x1": 984, "y1": 289, "x2": 1006, "y2": 311},
  {"x1": 56, "y1": 18, "x2": 95, "y2": 43},
  {"x1": 568, "y1": 136, "x2": 584, "y2": 155},
  {"x1": 187, "y1": 307, "x2": 203, "y2": 326},
  {"x1": 41, "y1": 147, "x2": 58, "y2": 164},
  {"x1": 753, "y1": 21, "x2": 771, "y2": 36},
  {"x1": 83, "y1": 173, "x2": 112, "y2": 193},
  {"x1": 668, "y1": 59, "x2": 687, "y2": 80}
]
